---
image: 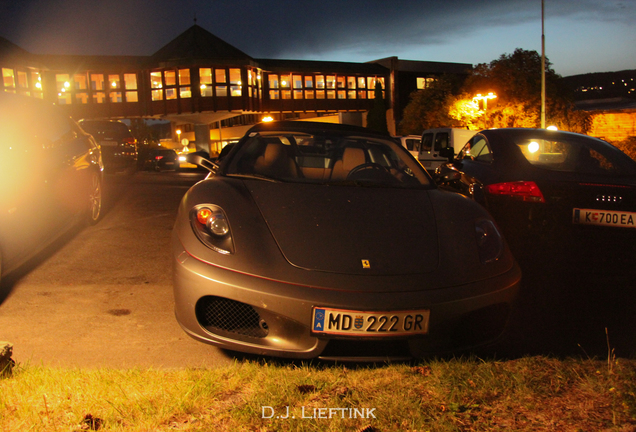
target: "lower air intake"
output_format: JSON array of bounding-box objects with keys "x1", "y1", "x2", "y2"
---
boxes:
[{"x1": 196, "y1": 296, "x2": 268, "y2": 338}]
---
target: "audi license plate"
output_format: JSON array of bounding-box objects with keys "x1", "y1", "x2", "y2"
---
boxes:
[
  {"x1": 312, "y1": 307, "x2": 429, "y2": 336},
  {"x1": 573, "y1": 208, "x2": 636, "y2": 228}
]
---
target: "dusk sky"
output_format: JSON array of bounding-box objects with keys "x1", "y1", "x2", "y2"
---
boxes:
[{"x1": 0, "y1": 0, "x2": 634, "y2": 77}]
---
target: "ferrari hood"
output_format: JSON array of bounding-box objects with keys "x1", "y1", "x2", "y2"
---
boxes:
[{"x1": 246, "y1": 182, "x2": 439, "y2": 275}]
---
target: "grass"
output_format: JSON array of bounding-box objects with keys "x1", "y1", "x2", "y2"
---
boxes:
[{"x1": 1, "y1": 356, "x2": 635, "y2": 431}]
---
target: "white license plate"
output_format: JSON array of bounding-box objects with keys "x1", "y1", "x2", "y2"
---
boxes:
[
  {"x1": 312, "y1": 307, "x2": 429, "y2": 336},
  {"x1": 573, "y1": 208, "x2": 636, "y2": 228}
]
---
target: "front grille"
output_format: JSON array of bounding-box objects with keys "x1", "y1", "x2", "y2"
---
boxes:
[{"x1": 196, "y1": 296, "x2": 268, "y2": 338}]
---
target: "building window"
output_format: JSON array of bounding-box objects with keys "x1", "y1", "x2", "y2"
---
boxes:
[
  {"x1": 178, "y1": 69, "x2": 191, "y2": 99},
  {"x1": 56, "y1": 74, "x2": 71, "y2": 104},
  {"x1": 109, "y1": 74, "x2": 120, "y2": 90},
  {"x1": 2, "y1": 68, "x2": 15, "y2": 92},
  {"x1": 337, "y1": 76, "x2": 345, "y2": 89},
  {"x1": 31, "y1": 71, "x2": 43, "y2": 98},
  {"x1": 109, "y1": 92, "x2": 122, "y2": 103},
  {"x1": 417, "y1": 77, "x2": 436, "y2": 89},
  {"x1": 166, "y1": 88, "x2": 177, "y2": 100},
  {"x1": 215, "y1": 69, "x2": 227, "y2": 97},
  {"x1": 229, "y1": 68, "x2": 241, "y2": 97},
  {"x1": 280, "y1": 74, "x2": 291, "y2": 89},
  {"x1": 293, "y1": 75, "x2": 302, "y2": 89},
  {"x1": 91, "y1": 74, "x2": 105, "y2": 91},
  {"x1": 124, "y1": 73, "x2": 138, "y2": 102},
  {"x1": 200, "y1": 68, "x2": 213, "y2": 97},
  {"x1": 151, "y1": 89, "x2": 163, "y2": 101},
  {"x1": 316, "y1": 75, "x2": 325, "y2": 89},
  {"x1": 348, "y1": 90, "x2": 356, "y2": 99},
  {"x1": 305, "y1": 76, "x2": 313, "y2": 88}
]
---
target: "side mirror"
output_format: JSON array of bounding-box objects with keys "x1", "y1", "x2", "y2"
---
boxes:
[{"x1": 438, "y1": 147, "x2": 455, "y2": 161}]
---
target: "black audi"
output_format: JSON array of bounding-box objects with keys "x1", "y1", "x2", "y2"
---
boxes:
[{"x1": 435, "y1": 128, "x2": 636, "y2": 254}]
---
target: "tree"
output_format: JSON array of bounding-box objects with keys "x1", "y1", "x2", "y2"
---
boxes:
[
  {"x1": 366, "y1": 81, "x2": 389, "y2": 134},
  {"x1": 463, "y1": 48, "x2": 590, "y2": 132},
  {"x1": 399, "y1": 48, "x2": 591, "y2": 134},
  {"x1": 398, "y1": 76, "x2": 462, "y2": 135}
]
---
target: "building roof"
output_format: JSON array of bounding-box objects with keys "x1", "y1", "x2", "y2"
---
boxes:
[
  {"x1": 151, "y1": 25, "x2": 254, "y2": 66},
  {"x1": 256, "y1": 58, "x2": 387, "y2": 75}
]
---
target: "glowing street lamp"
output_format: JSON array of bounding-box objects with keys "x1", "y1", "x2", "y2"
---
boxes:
[
  {"x1": 473, "y1": 92, "x2": 497, "y2": 110},
  {"x1": 262, "y1": 116, "x2": 274, "y2": 122},
  {"x1": 176, "y1": 128, "x2": 182, "y2": 143}
]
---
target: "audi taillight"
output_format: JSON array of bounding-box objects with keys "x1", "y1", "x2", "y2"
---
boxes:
[{"x1": 486, "y1": 181, "x2": 545, "y2": 203}]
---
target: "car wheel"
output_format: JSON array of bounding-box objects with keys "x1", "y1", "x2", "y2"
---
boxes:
[{"x1": 87, "y1": 171, "x2": 103, "y2": 225}]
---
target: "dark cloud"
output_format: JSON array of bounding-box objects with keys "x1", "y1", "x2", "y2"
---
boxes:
[{"x1": 0, "y1": 0, "x2": 634, "y2": 74}]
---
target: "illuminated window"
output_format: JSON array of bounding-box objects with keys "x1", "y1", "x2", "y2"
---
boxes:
[
  {"x1": 316, "y1": 75, "x2": 325, "y2": 89},
  {"x1": 327, "y1": 90, "x2": 335, "y2": 99},
  {"x1": 74, "y1": 74, "x2": 87, "y2": 90},
  {"x1": 293, "y1": 90, "x2": 302, "y2": 99},
  {"x1": 216, "y1": 86, "x2": 227, "y2": 97},
  {"x1": 282, "y1": 90, "x2": 291, "y2": 99},
  {"x1": 216, "y1": 69, "x2": 227, "y2": 96},
  {"x1": 337, "y1": 76, "x2": 345, "y2": 89},
  {"x1": 151, "y1": 89, "x2": 163, "y2": 101},
  {"x1": 280, "y1": 74, "x2": 291, "y2": 89},
  {"x1": 215, "y1": 69, "x2": 226, "y2": 83},
  {"x1": 180, "y1": 87, "x2": 191, "y2": 98},
  {"x1": 230, "y1": 70, "x2": 242, "y2": 97},
  {"x1": 348, "y1": 90, "x2": 356, "y2": 99},
  {"x1": 417, "y1": 77, "x2": 436, "y2": 89},
  {"x1": 269, "y1": 90, "x2": 280, "y2": 99},
  {"x1": 347, "y1": 76, "x2": 356, "y2": 89},
  {"x1": 2, "y1": 68, "x2": 15, "y2": 90},
  {"x1": 178, "y1": 69, "x2": 190, "y2": 86},
  {"x1": 200, "y1": 68, "x2": 213, "y2": 96},
  {"x1": 166, "y1": 88, "x2": 177, "y2": 100},
  {"x1": 109, "y1": 74, "x2": 120, "y2": 89},
  {"x1": 31, "y1": 71, "x2": 43, "y2": 97},
  {"x1": 357, "y1": 90, "x2": 366, "y2": 99},
  {"x1": 305, "y1": 90, "x2": 314, "y2": 99},
  {"x1": 93, "y1": 92, "x2": 106, "y2": 103},
  {"x1": 17, "y1": 71, "x2": 27, "y2": 88},
  {"x1": 76, "y1": 93, "x2": 89, "y2": 104},
  {"x1": 109, "y1": 92, "x2": 122, "y2": 103},
  {"x1": 305, "y1": 76, "x2": 313, "y2": 88},
  {"x1": 337, "y1": 90, "x2": 346, "y2": 99},
  {"x1": 316, "y1": 90, "x2": 325, "y2": 99},
  {"x1": 56, "y1": 74, "x2": 71, "y2": 104},
  {"x1": 124, "y1": 74, "x2": 137, "y2": 89},
  {"x1": 326, "y1": 76, "x2": 335, "y2": 89},
  {"x1": 164, "y1": 71, "x2": 176, "y2": 86},
  {"x1": 293, "y1": 75, "x2": 302, "y2": 89},
  {"x1": 126, "y1": 91, "x2": 138, "y2": 102},
  {"x1": 150, "y1": 72, "x2": 162, "y2": 89},
  {"x1": 91, "y1": 74, "x2": 105, "y2": 90},
  {"x1": 358, "y1": 77, "x2": 366, "y2": 88},
  {"x1": 269, "y1": 74, "x2": 279, "y2": 89}
]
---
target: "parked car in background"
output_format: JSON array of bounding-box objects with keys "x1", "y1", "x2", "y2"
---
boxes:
[
  {"x1": 418, "y1": 128, "x2": 477, "y2": 169},
  {"x1": 394, "y1": 135, "x2": 422, "y2": 159},
  {"x1": 435, "y1": 128, "x2": 636, "y2": 252},
  {"x1": 0, "y1": 93, "x2": 103, "y2": 284},
  {"x1": 78, "y1": 120, "x2": 137, "y2": 173},
  {"x1": 140, "y1": 148, "x2": 178, "y2": 171},
  {"x1": 172, "y1": 121, "x2": 521, "y2": 360}
]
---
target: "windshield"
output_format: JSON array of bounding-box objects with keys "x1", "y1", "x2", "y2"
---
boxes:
[{"x1": 225, "y1": 131, "x2": 431, "y2": 188}]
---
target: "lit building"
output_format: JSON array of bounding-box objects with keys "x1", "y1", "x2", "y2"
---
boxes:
[{"x1": 0, "y1": 25, "x2": 471, "y2": 155}]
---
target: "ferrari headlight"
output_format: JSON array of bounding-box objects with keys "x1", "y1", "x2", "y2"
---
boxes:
[
  {"x1": 475, "y1": 219, "x2": 503, "y2": 264},
  {"x1": 191, "y1": 205, "x2": 234, "y2": 254}
]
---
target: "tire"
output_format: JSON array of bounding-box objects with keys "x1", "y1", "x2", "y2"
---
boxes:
[{"x1": 86, "y1": 171, "x2": 103, "y2": 225}]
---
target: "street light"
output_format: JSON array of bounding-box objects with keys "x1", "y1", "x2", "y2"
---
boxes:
[{"x1": 473, "y1": 92, "x2": 497, "y2": 111}]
